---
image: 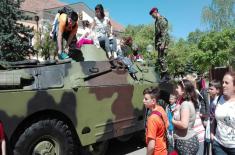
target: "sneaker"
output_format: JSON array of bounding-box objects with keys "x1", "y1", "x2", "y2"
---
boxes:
[
  {"x1": 130, "y1": 73, "x2": 138, "y2": 81},
  {"x1": 58, "y1": 52, "x2": 69, "y2": 60},
  {"x1": 128, "y1": 66, "x2": 138, "y2": 74}
]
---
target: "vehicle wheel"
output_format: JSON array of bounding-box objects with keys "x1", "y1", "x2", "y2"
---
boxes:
[{"x1": 14, "y1": 119, "x2": 78, "y2": 155}]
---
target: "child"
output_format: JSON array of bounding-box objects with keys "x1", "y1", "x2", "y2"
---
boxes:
[
  {"x1": 166, "y1": 94, "x2": 177, "y2": 154},
  {"x1": 128, "y1": 44, "x2": 144, "y2": 62},
  {"x1": 76, "y1": 20, "x2": 94, "y2": 49},
  {"x1": 208, "y1": 80, "x2": 222, "y2": 120},
  {"x1": 203, "y1": 80, "x2": 222, "y2": 154},
  {"x1": 143, "y1": 87, "x2": 169, "y2": 155},
  {"x1": 0, "y1": 122, "x2": 6, "y2": 155}
]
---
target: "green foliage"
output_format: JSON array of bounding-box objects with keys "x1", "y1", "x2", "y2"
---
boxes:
[
  {"x1": 187, "y1": 29, "x2": 206, "y2": 44},
  {"x1": 123, "y1": 10, "x2": 234, "y2": 77},
  {"x1": 34, "y1": 23, "x2": 56, "y2": 60},
  {"x1": 167, "y1": 39, "x2": 199, "y2": 76},
  {"x1": 189, "y1": 28, "x2": 234, "y2": 73},
  {"x1": 0, "y1": 0, "x2": 35, "y2": 61},
  {"x1": 123, "y1": 24, "x2": 155, "y2": 55},
  {"x1": 167, "y1": 28, "x2": 234, "y2": 75},
  {"x1": 184, "y1": 61, "x2": 197, "y2": 75},
  {"x1": 134, "y1": 24, "x2": 155, "y2": 51},
  {"x1": 202, "y1": 0, "x2": 235, "y2": 31}
]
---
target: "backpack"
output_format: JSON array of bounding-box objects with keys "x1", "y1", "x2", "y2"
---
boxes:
[
  {"x1": 58, "y1": 7, "x2": 75, "y2": 16},
  {"x1": 51, "y1": 7, "x2": 77, "y2": 40},
  {"x1": 58, "y1": 7, "x2": 78, "y2": 26}
]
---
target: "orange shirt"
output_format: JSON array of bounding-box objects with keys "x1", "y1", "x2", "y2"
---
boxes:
[
  {"x1": 58, "y1": 13, "x2": 78, "y2": 36},
  {"x1": 146, "y1": 105, "x2": 168, "y2": 155}
]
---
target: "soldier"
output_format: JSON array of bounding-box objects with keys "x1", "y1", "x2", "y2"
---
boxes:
[{"x1": 149, "y1": 7, "x2": 170, "y2": 82}]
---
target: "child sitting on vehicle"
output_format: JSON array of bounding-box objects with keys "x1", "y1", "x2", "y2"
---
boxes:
[
  {"x1": 129, "y1": 44, "x2": 144, "y2": 62},
  {"x1": 76, "y1": 20, "x2": 94, "y2": 49}
]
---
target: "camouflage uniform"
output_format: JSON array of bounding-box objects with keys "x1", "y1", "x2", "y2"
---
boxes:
[{"x1": 154, "y1": 16, "x2": 170, "y2": 77}]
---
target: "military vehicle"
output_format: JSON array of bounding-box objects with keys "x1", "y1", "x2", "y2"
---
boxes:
[{"x1": 0, "y1": 45, "x2": 171, "y2": 155}]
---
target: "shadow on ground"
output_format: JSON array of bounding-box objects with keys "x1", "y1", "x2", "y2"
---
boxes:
[{"x1": 105, "y1": 135, "x2": 146, "y2": 155}]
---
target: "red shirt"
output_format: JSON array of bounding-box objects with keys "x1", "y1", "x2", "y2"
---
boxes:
[
  {"x1": 0, "y1": 122, "x2": 4, "y2": 141},
  {"x1": 0, "y1": 122, "x2": 5, "y2": 155}
]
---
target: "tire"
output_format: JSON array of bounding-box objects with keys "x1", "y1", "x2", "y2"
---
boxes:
[{"x1": 14, "y1": 119, "x2": 77, "y2": 155}]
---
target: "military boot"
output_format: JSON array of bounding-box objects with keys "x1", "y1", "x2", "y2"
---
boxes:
[{"x1": 159, "y1": 72, "x2": 171, "y2": 83}]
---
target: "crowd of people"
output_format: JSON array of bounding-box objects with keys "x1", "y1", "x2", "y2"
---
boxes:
[
  {"x1": 143, "y1": 71, "x2": 235, "y2": 155},
  {"x1": 1, "y1": 3, "x2": 234, "y2": 155},
  {"x1": 47, "y1": 5, "x2": 235, "y2": 155},
  {"x1": 50, "y1": 4, "x2": 144, "y2": 62},
  {"x1": 49, "y1": 4, "x2": 145, "y2": 80}
]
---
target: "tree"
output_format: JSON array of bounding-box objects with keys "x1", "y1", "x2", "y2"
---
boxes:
[
  {"x1": 133, "y1": 24, "x2": 155, "y2": 51},
  {"x1": 0, "y1": 0, "x2": 35, "y2": 61},
  {"x1": 184, "y1": 61, "x2": 197, "y2": 75},
  {"x1": 187, "y1": 29, "x2": 206, "y2": 44},
  {"x1": 191, "y1": 28, "x2": 234, "y2": 72},
  {"x1": 167, "y1": 39, "x2": 199, "y2": 77},
  {"x1": 202, "y1": 0, "x2": 235, "y2": 31},
  {"x1": 123, "y1": 24, "x2": 156, "y2": 60},
  {"x1": 34, "y1": 23, "x2": 56, "y2": 60}
]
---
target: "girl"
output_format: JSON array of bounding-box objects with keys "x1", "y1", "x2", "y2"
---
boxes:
[{"x1": 172, "y1": 79, "x2": 199, "y2": 155}]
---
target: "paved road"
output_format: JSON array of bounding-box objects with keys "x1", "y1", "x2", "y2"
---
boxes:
[{"x1": 105, "y1": 136, "x2": 146, "y2": 155}]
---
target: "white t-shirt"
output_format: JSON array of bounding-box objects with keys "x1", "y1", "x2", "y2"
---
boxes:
[
  {"x1": 215, "y1": 100, "x2": 235, "y2": 148},
  {"x1": 93, "y1": 16, "x2": 110, "y2": 38}
]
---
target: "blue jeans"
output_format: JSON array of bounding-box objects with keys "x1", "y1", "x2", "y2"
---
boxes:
[
  {"x1": 109, "y1": 38, "x2": 117, "y2": 52},
  {"x1": 213, "y1": 140, "x2": 235, "y2": 155},
  {"x1": 98, "y1": 36, "x2": 117, "y2": 53},
  {"x1": 98, "y1": 36, "x2": 111, "y2": 53}
]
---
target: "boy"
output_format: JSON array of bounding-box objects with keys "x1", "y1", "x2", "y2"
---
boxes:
[
  {"x1": 208, "y1": 80, "x2": 222, "y2": 119},
  {"x1": 166, "y1": 94, "x2": 177, "y2": 153},
  {"x1": 143, "y1": 87, "x2": 168, "y2": 155}
]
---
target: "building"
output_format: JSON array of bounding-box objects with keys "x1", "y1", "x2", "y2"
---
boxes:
[{"x1": 20, "y1": 0, "x2": 124, "y2": 36}]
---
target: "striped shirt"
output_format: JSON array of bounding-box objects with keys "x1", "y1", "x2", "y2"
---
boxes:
[{"x1": 193, "y1": 111, "x2": 205, "y2": 142}]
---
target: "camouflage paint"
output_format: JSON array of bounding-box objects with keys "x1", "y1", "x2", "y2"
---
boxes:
[{"x1": 0, "y1": 45, "x2": 170, "y2": 150}]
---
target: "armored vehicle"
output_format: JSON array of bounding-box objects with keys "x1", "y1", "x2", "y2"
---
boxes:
[{"x1": 0, "y1": 45, "x2": 171, "y2": 155}]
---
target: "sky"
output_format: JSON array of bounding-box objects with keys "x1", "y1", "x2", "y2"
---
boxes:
[{"x1": 60, "y1": 0, "x2": 212, "y2": 39}]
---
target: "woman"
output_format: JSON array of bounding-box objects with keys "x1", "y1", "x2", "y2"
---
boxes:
[
  {"x1": 172, "y1": 79, "x2": 199, "y2": 155},
  {"x1": 211, "y1": 71, "x2": 235, "y2": 155},
  {"x1": 185, "y1": 74, "x2": 206, "y2": 155},
  {"x1": 91, "y1": 4, "x2": 117, "y2": 59}
]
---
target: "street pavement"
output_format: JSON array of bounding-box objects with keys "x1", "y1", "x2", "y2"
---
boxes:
[{"x1": 125, "y1": 148, "x2": 146, "y2": 155}]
